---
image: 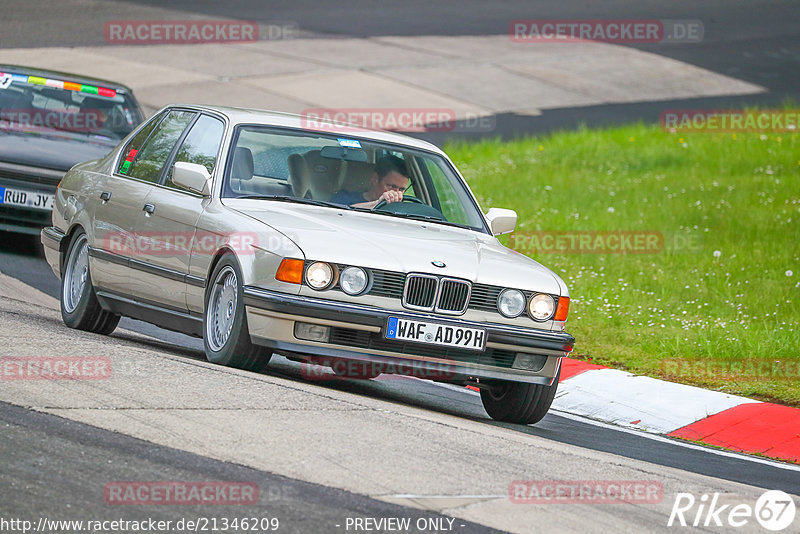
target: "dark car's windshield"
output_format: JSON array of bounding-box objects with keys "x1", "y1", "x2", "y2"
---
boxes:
[
  {"x1": 223, "y1": 125, "x2": 489, "y2": 232},
  {"x1": 0, "y1": 70, "x2": 143, "y2": 141}
]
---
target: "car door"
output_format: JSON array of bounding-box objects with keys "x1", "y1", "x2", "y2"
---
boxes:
[
  {"x1": 133, "y1": 113, "x2": 226, "y2": 312},
  {"x1": 90, "y1": 111, "x2": 166, "y2": 296},
  {"x1": 112, "y1": 109, "x2": 198, "y2": 303}
]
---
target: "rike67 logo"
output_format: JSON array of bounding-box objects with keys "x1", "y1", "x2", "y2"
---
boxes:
[{"x1": 668, "y1": 490, "x2": 796, "y2": 531}]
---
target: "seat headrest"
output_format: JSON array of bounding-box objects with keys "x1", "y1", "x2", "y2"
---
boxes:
[
  {"x1": 288, "y1": 150, "x2": 345, "y2": 201},
  {"x1": 231, "y1": 147, "x2": 254, "y2": 182},
  {"x1": 288, "y1": 153, "x2": 310, "y2": 198},
  {"x1": 339, "y1": 160, "x2": 375, "y2": 193}
]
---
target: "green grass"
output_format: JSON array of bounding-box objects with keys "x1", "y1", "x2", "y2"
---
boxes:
[{"x1": 446, "y1": 121, "x2": 800, "y2": 406}]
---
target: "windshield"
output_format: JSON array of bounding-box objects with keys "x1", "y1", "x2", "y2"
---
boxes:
[
  {"x1": 223, "y1": 125, "x2": 488, "y2": 232},
  {"x1": 0, "y1": 71, "x2": 142, "y2": 140}
]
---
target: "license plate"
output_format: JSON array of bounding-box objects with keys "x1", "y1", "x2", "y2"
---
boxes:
[
  {"x1": 386, "y1": 317, "x2": 486, "y2": 351},
  {"x1": 0, "y1": 186, "x2": 53, "y2": 210}
]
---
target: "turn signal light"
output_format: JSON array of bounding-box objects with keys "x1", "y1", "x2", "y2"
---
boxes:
[
  {"x1": 554, "y1": 296, "x2": 570, "y2": 321},
  {"x1": 275, "y1": 258, "x2": 304, "y2": 284}
]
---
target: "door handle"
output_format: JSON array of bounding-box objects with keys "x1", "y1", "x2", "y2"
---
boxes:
[
  {"x1": 143, "y1": 203, "x2": 155, "y2": 215},
  {"x1": 100, "y1": 191, "x2": 111, "y2": 202}
]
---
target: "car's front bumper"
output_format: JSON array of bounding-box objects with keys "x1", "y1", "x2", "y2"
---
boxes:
[
  {"x1": 41, "y1": 226, "x2": 65, "y2": 279},
  {"x1": 243, "y1": 286, "x2": 574, "y2": 385}
]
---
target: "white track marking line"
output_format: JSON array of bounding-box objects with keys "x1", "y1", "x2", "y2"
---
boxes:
[
  {"x1": 549, "y1": 409, "x2": 800, "y2": 472},
  {"x1": 429, "y1": 381, "x2": 800, "y2": 472}
]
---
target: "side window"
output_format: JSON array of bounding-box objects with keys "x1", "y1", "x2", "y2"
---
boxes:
[
  {"x1": 125, "y1": 110, "x2": 195, "y2": 183},
  {"x1": 165, "y1": 114, "x2": 225, "y2": 191},
  {"x1": 118, "y1": 111, "x2": 165, "y2": 175}
]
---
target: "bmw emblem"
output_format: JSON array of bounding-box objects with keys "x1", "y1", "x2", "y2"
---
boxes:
[{"x1": 431, "y1": 260, "x2": 446, "y2": 268}]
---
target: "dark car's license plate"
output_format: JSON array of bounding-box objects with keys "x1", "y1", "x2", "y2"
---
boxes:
[{"x1": 0, "y1": 186, "x2": 53, "y2": 210}]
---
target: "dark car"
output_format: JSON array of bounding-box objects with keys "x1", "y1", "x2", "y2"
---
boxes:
[{"x1": 0, "y1": 65, "x2": 144, "y2": 235}]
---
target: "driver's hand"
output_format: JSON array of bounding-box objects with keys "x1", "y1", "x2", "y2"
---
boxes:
[{"x1": 380, "y1": 190, "x2": 403, "y2": 203}]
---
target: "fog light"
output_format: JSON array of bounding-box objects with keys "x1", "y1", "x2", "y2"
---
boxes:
[
  {"x1": 294, "y1": 322, "x2": 330, "y2": 342},
  {"x1": 512, "y1": 353, "x2": 548, "y2": 371}
]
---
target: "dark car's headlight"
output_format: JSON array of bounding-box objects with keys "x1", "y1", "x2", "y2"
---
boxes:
[
  {"x1": 497, "y1": 289, "x2": 526, "y2": 317},
  {"x1": 528, "y1": 293, "x2": 556, "y2": 321},
  {"x1": 340, "y1": 266, "x2": 368, "y2": 295},
  {"x1": 306, "y1": 261, "x2": 334, "y2": 290}
]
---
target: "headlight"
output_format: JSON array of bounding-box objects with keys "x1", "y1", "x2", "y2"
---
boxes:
[
  {"x1": 497, "y1": 289, "x2": 526, "y2": 317},
  {"x1": 528, "y1": 293, "x2": 556, "y2": 321},
  {"x1": 306, "y1": 262, "x2": 334, "y2": 290},
  {"x1": 340, "y1": 266, "x2": 368, "y2": 295}
]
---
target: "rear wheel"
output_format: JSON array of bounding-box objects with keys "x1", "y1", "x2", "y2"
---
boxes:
[
  {"x1": 60, "y1": 230, "x2": 119, "y2": 334},
  {"x1": 480, "y1": 367, "x2": 560, "y2": 425},
  {"x1": 203, "y1": 254, "x2": 271, "y2": 372}
]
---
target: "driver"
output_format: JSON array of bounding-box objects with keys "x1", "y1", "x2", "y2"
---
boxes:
[{"x1": 331, "y1": 155, "x2": 409, "y2": 208}]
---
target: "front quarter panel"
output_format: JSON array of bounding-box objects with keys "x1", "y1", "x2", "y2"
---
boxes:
[{"x1": 186, "y1": 201, "x2": 305, "y2": 314}]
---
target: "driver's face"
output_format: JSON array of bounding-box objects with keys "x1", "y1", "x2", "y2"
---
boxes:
[{"x1": 372, "y1": 171, "x2": 409, "y2": 194}]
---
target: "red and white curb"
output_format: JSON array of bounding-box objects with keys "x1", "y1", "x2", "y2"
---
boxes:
[{"x1": 553, "y1": 358, "x2": 800, "y2": 464}]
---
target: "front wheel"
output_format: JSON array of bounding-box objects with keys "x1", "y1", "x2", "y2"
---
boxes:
[
  {"x1": 203, "y1": 254, "x2": 271, "y2": 372},
  {"x1": 60, "y1": 230, "x2": 120, "y2": 334},
  {"x1": 480, "y1": 367, "x2": 560, "y2": 425}
]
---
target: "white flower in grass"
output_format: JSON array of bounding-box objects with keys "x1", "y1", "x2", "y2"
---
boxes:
[
  {"x1": 713, "y1": 250, "x2": 722, "y2": 258},
  {"x1": 787, "y1": 270, "x2": 794, "y2": 277},
  {"x1": 607, "y1": 207, "x2": 615, "y2": 213}
]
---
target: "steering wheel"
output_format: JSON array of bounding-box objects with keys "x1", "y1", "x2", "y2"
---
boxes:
[{"x1": 373, "y1": 195, "x2": 425, "y2": 210}]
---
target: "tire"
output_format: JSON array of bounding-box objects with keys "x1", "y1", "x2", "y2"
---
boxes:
[
  {"x1": 480, "y1": 367, "x2": 561, "y2": 425},
  {"x1": 60, "y1": 230, "x2": 120, "y2": 334},
  {"x1": 203, "y1": 254, "x2": 271, "y2": 372}
]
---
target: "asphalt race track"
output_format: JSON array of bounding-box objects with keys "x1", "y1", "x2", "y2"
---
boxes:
[
  {"x1": 1, "y1": 231, "x2": 799, "y2": 532},
  {"x1": 1, "y1": 2, "x2": 799, "y2": 532}
]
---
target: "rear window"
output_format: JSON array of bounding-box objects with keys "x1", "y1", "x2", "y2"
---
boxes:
[{"x1": 0, "y1": 71, "x2": 143, "y2": 140}]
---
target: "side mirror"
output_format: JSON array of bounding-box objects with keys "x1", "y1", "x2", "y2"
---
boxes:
[
  {"x1": 485, "y1": 207, "x2": 517, "y2": 235},
  {"x1": 172, "y1": 162, "x2": 212, "y2": 196}
]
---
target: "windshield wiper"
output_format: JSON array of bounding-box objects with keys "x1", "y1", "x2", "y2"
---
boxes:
[
  {"x1": 364, "y1": 209, "x2": 475, "y2": 228},
  {"x1": 234, "y1": 195, "x2": 352, "y2": 209},
  {"x1": 387, "y1": 212, "x2": 443, "y2": 222},
  {"x1": 391, "y1": 212, "x2": 477, "y2": 230}
]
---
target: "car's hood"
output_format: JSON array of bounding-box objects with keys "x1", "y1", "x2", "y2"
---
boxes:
[
  {"x1": 0, "y1": 130, "x2": 117, "y2": 171},
  {"x1": 228, "y1": 200, "x2": 562, "y2": 294}
]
